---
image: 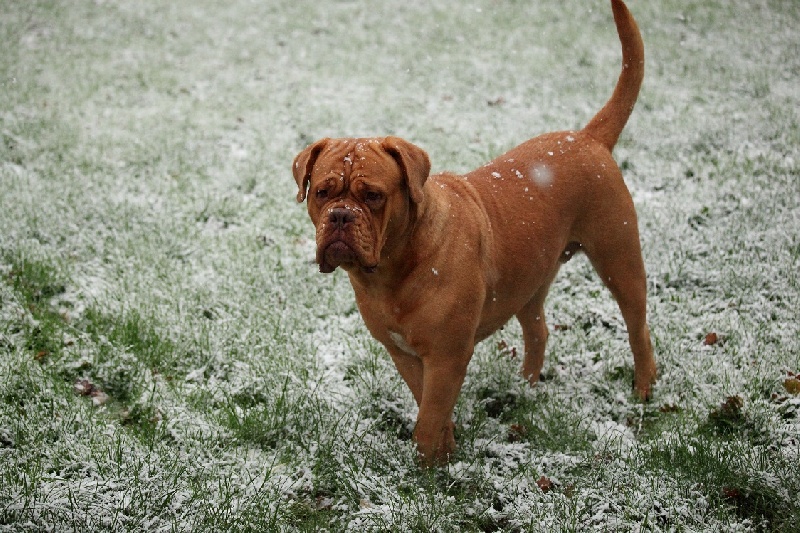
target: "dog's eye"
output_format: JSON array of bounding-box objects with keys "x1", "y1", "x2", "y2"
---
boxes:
[
  {"x1": 316, "y1": 189, "x2": 329, "y2": 200},
  {"x1": 364, "y1": 191, "x2": 383, "y2": 204}
]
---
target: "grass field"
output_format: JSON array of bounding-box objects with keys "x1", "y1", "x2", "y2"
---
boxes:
[{"x1": 1, "y1": 0, "x2": 799, "y2": 530}]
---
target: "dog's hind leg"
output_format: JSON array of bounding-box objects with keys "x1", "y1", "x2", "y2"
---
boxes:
[{"x1": 583, "y1": 219, "x2": 656, "y2": 400}]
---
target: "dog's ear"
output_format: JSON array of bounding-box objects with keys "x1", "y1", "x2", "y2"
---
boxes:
[
  {"x1": 381, "y1": 136, "x2": 430, "y2": 205},
  {"x1": 292, "y1": 138, "x2": 329, "y2": 203}
]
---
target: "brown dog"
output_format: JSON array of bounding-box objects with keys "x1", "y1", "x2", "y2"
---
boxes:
[{"x1": 293, "y1": 0, "x2": 655, "y2": 465}]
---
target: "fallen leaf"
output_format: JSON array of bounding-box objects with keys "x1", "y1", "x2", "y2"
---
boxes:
[
  {"x1": 74, "y1": 379, "x2": 96, "y2": 396},
  {"x1": 703, "y1": 332, "x2": 719, "y2": 346},
  {"x1": 784, "y1": 378, "x2": 800, "y2": 395},
  {"x1": 719, "y1": 395, "x2": 743, "y2": 413},
  {"x1": 709, "y1": 395, "x2": 745, "y2": 431},
  {"x1": 536, "y1": 476, "x2": 553, "y2": 493},
  {"x1": 770, "y1": 393, "x2": 785, "y2": 403},
  {"x1": 74, "y1": 379, "x2": 108, "y2": 406},
  {"x1": 508, "y1": 424, "x2": 527, "y2": 442},
  {"x1": 722, "y1": 487, "x2": 742, "y2": 501},
  {"x1": 496, "y1": 340, "x2": 518, "y2": 358}
]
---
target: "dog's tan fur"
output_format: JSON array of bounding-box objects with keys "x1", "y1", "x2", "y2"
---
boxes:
[{"x1": 293, "y1": 0, "x2": 655, "y2": 465}]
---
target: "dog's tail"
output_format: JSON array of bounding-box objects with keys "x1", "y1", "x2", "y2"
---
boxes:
[{"x1": 582, "y1": 0, "x2": 644, "y2": 151}]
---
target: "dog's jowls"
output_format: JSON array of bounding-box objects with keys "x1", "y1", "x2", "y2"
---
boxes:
[{"x1": 293, "y1": 0, "x2": 656, "y2": 466}]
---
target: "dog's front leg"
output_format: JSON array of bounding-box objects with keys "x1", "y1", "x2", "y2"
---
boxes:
[
  {"x1": 413, "y1": 355, "x2": 469, "y2": 466},
  {"x1": 387, "y1": 346, "x2": 424, "y2": 406}
]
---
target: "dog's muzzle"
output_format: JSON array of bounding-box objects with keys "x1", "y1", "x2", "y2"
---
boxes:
[{"x1": 316, "y1": 207, "x2": 377, "y2": 274}]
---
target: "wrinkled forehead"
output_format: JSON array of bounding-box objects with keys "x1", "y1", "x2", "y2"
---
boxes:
[{"x1": 313, "y1": 138, "x2": 399, "y2": 180}]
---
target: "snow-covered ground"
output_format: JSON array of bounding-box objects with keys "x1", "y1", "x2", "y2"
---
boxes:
[{"x1": 1, "y1": 0, "x2": 798, "y2": 530}]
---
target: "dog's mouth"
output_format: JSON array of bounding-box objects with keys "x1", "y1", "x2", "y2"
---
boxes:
[
  {"x1": 320, "y1": 241, "x2": 356, "y2": 273},
  {"x1": 318, "y1": 241, "x2": 377, "y2": 274}
]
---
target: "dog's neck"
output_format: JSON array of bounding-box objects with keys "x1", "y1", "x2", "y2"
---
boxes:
[{"x1": 346, "y1": 221, "x2": 418, "y2": 291}]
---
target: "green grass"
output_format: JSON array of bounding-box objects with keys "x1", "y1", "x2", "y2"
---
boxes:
[{"x1": 2, "y1": 0, "x2": 800, "y2": 530}]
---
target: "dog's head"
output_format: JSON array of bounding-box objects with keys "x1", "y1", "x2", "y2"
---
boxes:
[{"x1": 293, "y1": 137, "x2": 430, "y2": 274}]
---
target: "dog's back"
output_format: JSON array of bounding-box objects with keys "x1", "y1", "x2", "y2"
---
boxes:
[{"x1": 443, "y1": 0, "x2": 647, "y2": 342}]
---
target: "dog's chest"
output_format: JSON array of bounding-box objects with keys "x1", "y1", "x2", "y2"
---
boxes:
[
  {"x1": 353, "y1": 288, "x2": 420, "y2": 356},
  {"x1": 388, "y1": 330, "x2": 418, "y2": 357}
]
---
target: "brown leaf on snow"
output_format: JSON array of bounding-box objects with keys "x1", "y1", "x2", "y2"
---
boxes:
[
  {"x1": 496, "y1": 340, "x2": 518, "y2": 358},
  {"x1": 784, "y1": 377, "x2": 800, "y2": 395},
  {"x1": 719, "y1": 395, "x2": 744, "y2": 412},
  {"x1": 74, "y1": 379, "x2": 109, "y2": 405},
  {"x1": 536, "y1": 476, "x2": 554, "y2": 493},
  {"x1": 74, "y1": 379, "x2": 96, "y2": 396},
  {"x1": 722, "y1": 487, "x2": 742, "y2": 501},
  {"x1": 507, "y1": 424, "x2": 528, "y2": 442},
  {"x1": 709, "y1": 395, "x2": 745, "y2": 428},
  {"x1": 703, "y1": 332, "x2": 719, "y2": 346}
]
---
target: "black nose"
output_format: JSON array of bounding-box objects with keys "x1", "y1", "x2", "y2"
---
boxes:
[{"x1": 329, "y1": 208, "x2": 355, "y2": 229}]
